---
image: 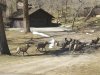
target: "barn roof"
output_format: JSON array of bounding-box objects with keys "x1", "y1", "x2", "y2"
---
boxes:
[{"x1": 10, "y1": 8, "x2": 54, "y2": 18}]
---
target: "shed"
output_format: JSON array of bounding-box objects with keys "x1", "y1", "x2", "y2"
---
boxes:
[{"x1": 9, "y1": 8, "x2": 59, "y2": 27}]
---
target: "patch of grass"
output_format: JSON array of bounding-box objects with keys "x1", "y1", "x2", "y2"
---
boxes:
[{"x1": 6, "y1": 30, "x2": 40, "y2": 52}]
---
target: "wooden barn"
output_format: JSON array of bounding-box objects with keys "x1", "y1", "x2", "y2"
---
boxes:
[{"x1": 9, "y1": 8, "x2": 59, "y2": 28}]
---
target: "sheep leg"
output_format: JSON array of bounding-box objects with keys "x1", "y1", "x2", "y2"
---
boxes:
[
  {"x1": 36, "y1": 48, "x2": 40, "y2": 52},
  {"x1": 37, "y1": 48, "x2": 42, "y2": 52},
  {"x1": 72, "y1": 48, "x2": 75, "y2": 52},
  {"x1": 36, "y1": 48, "x2": 38, "y2": 51},
  {"x1": 42, "y1": 48, "x2": 44, "y2": 51},
  {"x1": 38, "y1": 48, "x2": 42, "y2": 52},
  {"x1": 80, "y1": 49, "x2": 84, "y2": 53},
  {"x1": 22, "y1": 52, "x2": 24, "y2": 56},
  {"x1": 15, "y1": 51, "x2": 18, "y2": 55},
  {"x1": 69, "y1": 46, "x2": 72, "y2": 52},
  {"x1": 25, "y1": 51, "x2": 29, "y2": 55},
  {"x1": 44, "y1": 48, "x2": 47, "y2": 51},
  {"x1": 15, "y1": 51, "x2": 20, "y2": 55}
]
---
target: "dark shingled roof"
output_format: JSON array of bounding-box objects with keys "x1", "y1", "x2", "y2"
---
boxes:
[{"x1": 10, "y1": 8, "x2": 54, "y2": 18}]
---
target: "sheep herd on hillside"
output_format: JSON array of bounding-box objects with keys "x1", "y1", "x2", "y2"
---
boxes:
[{"x1": 15, "y1": 37, "x2": 100, "y2": 56}]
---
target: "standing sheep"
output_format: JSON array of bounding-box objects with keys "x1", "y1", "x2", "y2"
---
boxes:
[{"x1": 36, "y1": 41, "x2": 50, "y2": 52}]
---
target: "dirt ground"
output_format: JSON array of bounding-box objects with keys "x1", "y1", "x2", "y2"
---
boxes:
[{"x1": 0, "y1": 30, "x2": 100, "y2": 75}]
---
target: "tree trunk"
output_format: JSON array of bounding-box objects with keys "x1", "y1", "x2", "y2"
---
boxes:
[
  {"x1": 72, "y1": 3, "x2": 83, "y2": 30},
  {"x1": 84, "y1": 7, "x2": 95, "y2": 22},
  {"x1": 0, "y1": 10, "x2": 11, "y2": 55},
  {"x1": 72, "y1": 17, "x2": 75, "y2": 30},
  {"x1": 23, "y1": 0, "x2": 30, "y2": 33},
  {"x1": 65, "y1": 0, "x2": 68, "y2": 24}
]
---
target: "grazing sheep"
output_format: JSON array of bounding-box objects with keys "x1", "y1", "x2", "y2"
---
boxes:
[
  {"x1": 89, "y1": 37, "x2": 100, "y2": 49},
  {"x1": 56, "y1": 38, "x2": 69, "y2": 49},
  {"x1": 54, "y1": 41, "x2": 60, "y2": 47},
  {"x1": 15, "y1": 44, "x2": 30, "y2": 56},
  {"x1": 61, "y1": 38, "x2": 73, "y2": 49},
  {"x1": 36, "y1": 41, "x2": 50, "y2": 52},
  {"x1": 90, "y1": 37, "x2": 100, "y2": 45},
  {"x1": 69, "y1": 38, "x2": 73, "y2": 43},
  {"x1": 69, "y1": 39, "x2": 76, "y2": 51},
  {"x1": 54, "y1": 41, "x2": 59, "y2": 47},
  {"x1": 73, "y1": 40, "x2": 86, "y2": 53},
  {"x1": 61, "y1": 38, "x2": 69, "y2": 49}
]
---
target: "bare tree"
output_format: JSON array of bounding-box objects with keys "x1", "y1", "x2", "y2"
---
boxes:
[
  {"x1": 64, "y1": 0, "x2": 69, "y2": 23},
  {"x1": 55, "y1": 0, "x2": 61, "y2": 24},
  {"x1": 84, "y1": 0, "x2": 97, "y2": 21},
  {"x1": 0, "y1": 0, "x2": 11, "y2": 55},
  {"x1": 84, "y1": 7, "x2": 95, "y2": 21},
  {"x1": 49, "y1": 0, "x2": 53, "y2": 14},
  {"x1": 71, "y1": 0, "x2": 84, "y2": 30},
  {"x1": 23, "y1": 0, "x2": 30, "y2": 33}
]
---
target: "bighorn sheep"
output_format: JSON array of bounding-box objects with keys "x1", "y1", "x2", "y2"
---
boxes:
[
  {"x1": 90, "y1": 37, "x2": 100, "y2": 45},
  {"x1": 69, "y1": 39, "x2": 76, "y2": 51},
  {"x1": 36, "y1": 41, "x2": 50, "y2": 52},
  {"x1": 15, "y1": 44, "x2": 30, "y2": 56},
  {"x1": 55, "y1": 38, "x2": 73, "y2": 49},
  {"x1": 89, "y1": 37, "x2": 100, "y2": 49},
  {"x1": 73, "y1": 40, "x2": 86, "y2": 53},
  {"x1": 56, "y1": 38, "x2": 68, "y2": 48}
]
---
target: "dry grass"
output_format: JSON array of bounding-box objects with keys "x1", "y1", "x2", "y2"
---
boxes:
[
  {"x1": 44, "y1": 52, "x2": 100, "y2": 75},
  {"x1": 0, "y1": 30, "x2": 100, "y2": 75},
  {"x1": 6, "y1": 30, "x2": 40, "y2": 54}
]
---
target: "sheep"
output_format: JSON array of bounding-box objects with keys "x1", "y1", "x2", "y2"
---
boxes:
[
  {"x1": 36, "y1": 41, "x2": 50, "y2": 52},
  {"x1": 61, "y1": 38, "x2": 69, "y2": 49},
  {"x1": 55, "y1": 38, "x2": 69, "y2": 49},
  {"x1": 54, "y1": 41, "x2": 59, "y2": 47},
  {"x1": 73, "y1": 40, "x2": 86, "y2": 53},
  {"x1": 69, "y1": 39, "x2": 76, "y2": 51},
  {"x1": 89, "y1": 37, "x2": 100, "y2": 49},
  {"x1": 56, "y1": 38, "x2": 73, "y2": 50},
  {"x1": 15, "y1": 44, "x2": 30, "y2": 56},
  {"x1": 90, "y1": 37, "x2": 100, "y2": 45},
  {"x1": 69, "y1": 38, "x2": 73, "y2": 43}
]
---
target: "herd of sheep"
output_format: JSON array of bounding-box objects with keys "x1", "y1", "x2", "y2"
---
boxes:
[{"x1": 15, "y1": 37, "x2": 100, "y2": 56}]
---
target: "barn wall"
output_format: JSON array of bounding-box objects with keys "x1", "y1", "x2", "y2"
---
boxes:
[{"x1": 29, "y1": 10, "x2": 53, "y2": 27}]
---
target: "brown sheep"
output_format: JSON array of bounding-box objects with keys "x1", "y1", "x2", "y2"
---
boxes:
[{"x1": 15, "y1": 44, "x2": 30, "y2": 56}]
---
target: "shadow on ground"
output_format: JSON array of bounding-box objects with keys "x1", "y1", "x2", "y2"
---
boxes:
[{"x1": 25, "y1": 48, "x2": 82, "y2": 57}]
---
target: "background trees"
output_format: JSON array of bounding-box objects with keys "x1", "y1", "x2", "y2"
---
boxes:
[{"x1": 4, "y1": 0, "x2": 100, "y2": 24}]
